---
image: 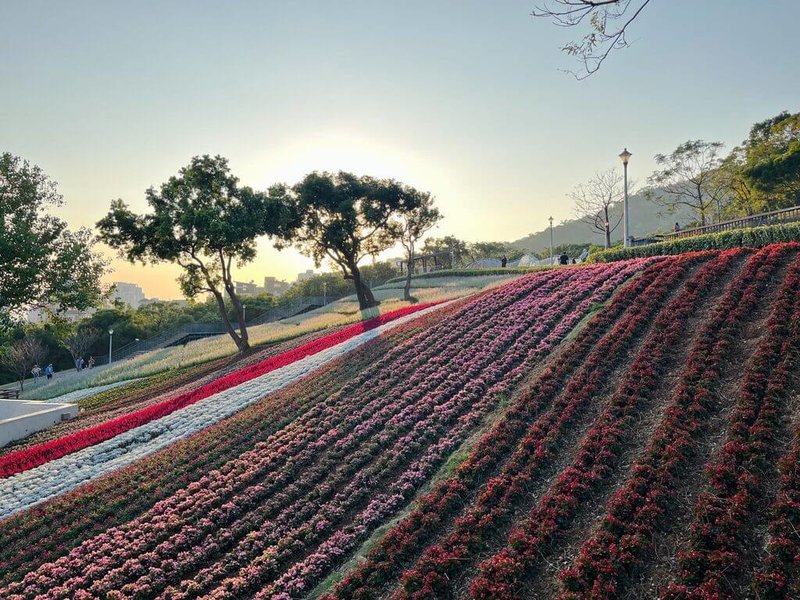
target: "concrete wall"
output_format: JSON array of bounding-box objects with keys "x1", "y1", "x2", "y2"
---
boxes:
[{"x1": 0, "y1": 400, "x2": 79, "y2": 448}]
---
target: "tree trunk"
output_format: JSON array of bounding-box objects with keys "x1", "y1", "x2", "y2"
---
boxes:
[
  {"x1": 211, "y1": 289, "x2": 248, "y2": 352},
  {"x1": 404, "y1": 245, "x2": 414, "y2": 301},
  {"x1": 223, "y1": 280, "x2": 249, "y2": 352},
  {"x1": 602, "y1": 207, "x2": 611, "y2": 248},
  {"x1": 350, "y1": 262, "x2": 379, "y2": 310}
]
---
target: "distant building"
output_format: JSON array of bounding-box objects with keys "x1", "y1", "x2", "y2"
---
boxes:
[
  {"x1": 296, "y1": 269, "x2": 315, "y2": 283},
  {"x1": 263, "y1": 276, "x2": 290, "y2": 296},
  {"x1": 112, "y1": 282, "x2": 145, "y2": 309},
  {"x1": 234, "y1": 280, "x2": 262, "y2": 297},
  {"x1": 27, "y1": 305, "x2": 96, "y2": 324}
]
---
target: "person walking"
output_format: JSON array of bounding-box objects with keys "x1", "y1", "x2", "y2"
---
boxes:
[
  {"x1": 45, "y1": 364, "x2": 54, "y2": 380},
  {"x1": 87, "y1": 356, "x2": 95, "y2": 369},
  {"x1": 673, "y1": 222, "x2": 681, "y2": 233},
  {"x1": 31, "y1": 364, "x2": 42, "y2": 384},
  {"x1": 76, "y1": 356, "x2": 84, "y2": 371},
  {"x1": 501, "y1": 255, "x2": 507, "y2": 268}
]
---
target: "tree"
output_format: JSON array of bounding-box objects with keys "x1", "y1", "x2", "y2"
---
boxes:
[
  {"x1": 647, "y1": 140, "x2": 728, "y2": 227},
  {"x1": 0, "y1": 153, "x2": 108, "y2": 326},
  {"x1": 396, "y1": 192, "x2": 442, "y2": 301},
  {"x1": 421, "y1": 236, "x2": 470, "y2": 267},
  {"x1": 97, "y1": 155, "x2": 289, "y2": 352},
  {"x1": 0, "y1": 337, "x2": 47, "y2": 391},
  {"x1": 532, "y1": 0, "x2": 653, "y2": 79},
  {"x1": 281, "y1": 172, "x2": 421, "y2": 310},
  {"x1": 62, "y1": 327, "x2": 100, "y2": 370},
  {"x1": 571, "y1": 169, "x2": 624, "y2": 248},
  {"x1": 741, "y1": 111, "x2": 800, "y2": 209}
]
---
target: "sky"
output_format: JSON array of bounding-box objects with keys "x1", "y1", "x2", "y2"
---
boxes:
[{"x1": 3, "y1": 0, "x2": 799, "y2": 299}]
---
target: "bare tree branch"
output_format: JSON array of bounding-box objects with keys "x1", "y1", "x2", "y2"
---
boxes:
[{"x1": 532, "y1": 0, "x2": 653, "y2": 79}]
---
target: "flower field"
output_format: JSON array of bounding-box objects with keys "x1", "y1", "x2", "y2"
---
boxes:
[{"x1": 2, "y1": 245, "x2": 800, "y2": 599}]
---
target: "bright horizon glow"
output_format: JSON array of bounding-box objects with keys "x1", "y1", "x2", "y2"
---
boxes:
[{"x1": 3, "y1": 0, "x2": 799, "y2": 299}]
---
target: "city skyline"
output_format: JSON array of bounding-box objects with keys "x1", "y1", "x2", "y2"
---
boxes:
[{"x1": 3, "y1": 1, "x2": 799, "y2": 298}]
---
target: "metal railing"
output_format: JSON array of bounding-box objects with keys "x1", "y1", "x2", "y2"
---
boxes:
[{"x1": 660, "y1": 205, "x2": 800, "y2": 242}]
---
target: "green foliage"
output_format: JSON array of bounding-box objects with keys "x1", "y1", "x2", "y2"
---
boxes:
[
  {"x1": 741, "y1": 111, "x2": 800, "y2": 206},
  {"x1": 0, "y1": 153, "x2": 108, "y2": 324},
  {"x1": 587, "y1": 222, "x2": 800, "y2": 263}
]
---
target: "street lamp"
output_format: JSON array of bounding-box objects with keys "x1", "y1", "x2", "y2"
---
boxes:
[
  {"x1": 322, "y1": 281, "x2": 327, "y2": 306},
  {"x1": 242, "y1": 304, "x2": 246, "y2": 327},
  {"x1": 548, "y1": 216, "x2": 554, "y2": 265},
  {"x1": 108, "y1": 329, "x2": 114, "y2": 365},
  {"x1": 619, "y1": 148, "x2": 632, "y2": 248}
]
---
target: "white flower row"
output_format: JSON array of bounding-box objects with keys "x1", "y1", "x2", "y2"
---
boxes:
[{"x1": 0, "y1": 304, "x2": 447, "y2": 519}]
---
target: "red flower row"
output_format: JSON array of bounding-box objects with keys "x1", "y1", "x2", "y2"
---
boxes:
[
  {"x1": 0, "y1": 303, "x2": 439, "y2": 479},
  {"x1": 559, "y1": 243, "x2": 795, "y2": 599},
  {"x1": 664, "y1": 255, "x2": 800, "y2": 598}
]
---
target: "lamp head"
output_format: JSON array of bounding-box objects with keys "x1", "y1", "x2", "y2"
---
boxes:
[
  {"x1": 619, "y1": 148, "x2": 632, "y2": 165},
  {"x1": 108, "y1": 328, "x2": 114, "y2": 335}
]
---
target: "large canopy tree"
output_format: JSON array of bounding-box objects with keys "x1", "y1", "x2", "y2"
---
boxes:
[
  {"x1": 97, "y1": 155, "x2": 290, "y2": 352},
  {"x1": 0, "y1": 153, "x2": 108, "y2": 327},
  {"x1": 281, "y1": 172, "x2": 422, "y2": 310}
]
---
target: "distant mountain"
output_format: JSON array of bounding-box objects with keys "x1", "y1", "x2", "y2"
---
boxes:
[{"x1": 509, "y1": 192, "x2": 695, "y2": 252}]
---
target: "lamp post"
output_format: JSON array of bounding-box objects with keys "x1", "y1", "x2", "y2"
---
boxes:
[
  {"x1": 108, "y1": 329, "x2": 114, "y2": 365},
  {"x1": 242, "y1": 304, "x2": 246, "y2": 327},
  {"x1": 548, "y1": 216, "x2": 554, "y2": 265},
  {"x1": 322, "y1": 281, "x2": 327, "y2": 306},
  {"x1": 619, "y1": 148, "x2": 632, "y2": 248}
]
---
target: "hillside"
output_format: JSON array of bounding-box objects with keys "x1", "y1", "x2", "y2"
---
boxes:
[
  {"x1": 510, "y1": 191, "x2": 695, "y2": 252},
  {"x1": 1, "y1": 244, "x2": 799, "y2": 599}
]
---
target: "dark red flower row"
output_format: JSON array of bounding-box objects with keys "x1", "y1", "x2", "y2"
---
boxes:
[
  {"x1": 468, "y1": 248, "x2": 746, "y2": 600},
  {"x1": 664, "y1": 255, "x2": 800, "y2": 598},
  {"x1": 559, "y1": 243, "x2": 795, "y2": 599},
  {"x1": 751, "y1": 426, "x2": 800, "y2": 598}
]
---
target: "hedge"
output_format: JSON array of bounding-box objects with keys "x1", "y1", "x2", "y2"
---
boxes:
[{"x1": 587, "y1": 222, "x2": 800, "y2": 263}]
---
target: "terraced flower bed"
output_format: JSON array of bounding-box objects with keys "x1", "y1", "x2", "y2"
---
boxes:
[{"x1": 5, "y1": 245, "x2": 800, "y2": 600}]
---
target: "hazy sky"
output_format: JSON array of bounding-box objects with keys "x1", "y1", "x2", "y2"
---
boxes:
[{"x1": 3, "y1": 1, "x2": 799, "y2": 299}]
